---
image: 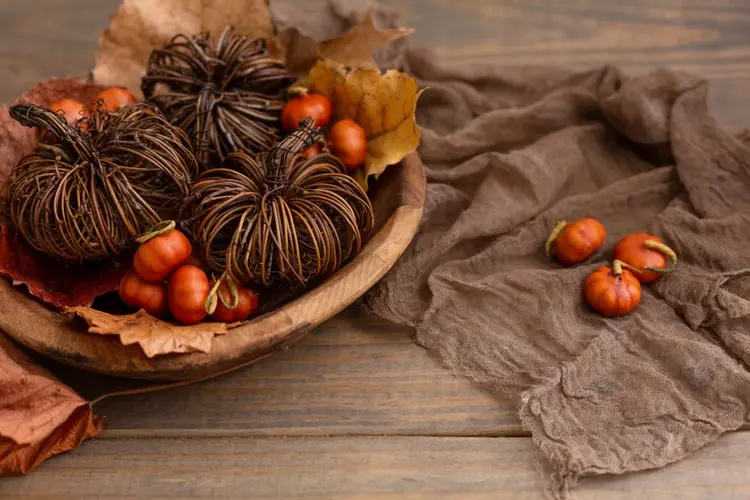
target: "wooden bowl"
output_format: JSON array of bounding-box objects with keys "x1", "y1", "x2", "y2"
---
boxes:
[{"x1": 0, "y1": 153, "x2": 425, "y2": 380}]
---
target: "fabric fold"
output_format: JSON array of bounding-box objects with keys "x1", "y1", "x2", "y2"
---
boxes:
[{"x1": 363, "y1": 30, "x2": 750, "y2": 497}]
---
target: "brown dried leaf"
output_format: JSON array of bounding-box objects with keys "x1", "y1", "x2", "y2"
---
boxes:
[
  {"x1": 92, "y1": 0, "x2": 274, "y2": 97},
  {"x1": 309, "y1": 59, "x2": 424, "y2": 190},
  {"x1": 0, "y1": 78, "x2": 107, "y2": 186},
  {"x1": 318, "y1": 9, "x2": 413, "y2": 68},
  {"x1": 277, "y1": 8, "x2": 413, "y2": 76},
  {"x1": 66, "y1": 307, "x2": 230, "y2": 358},
  {"x1": 0, "y1": 334, "x2": 102, "y2": 475}
]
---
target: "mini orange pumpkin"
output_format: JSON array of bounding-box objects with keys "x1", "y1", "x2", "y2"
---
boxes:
[
  {"x1": 133, "y1": 221, "x2": 193, "y2": 284},
  {"x1": 583, "y1": 260, "x2": 642, "y2": 317},
  {"x1": 545, "y1": 218, "x2": 606, "y2": 265},
  {"x1": 613, "y1": 233, "x2": 677, "y2": 283}
]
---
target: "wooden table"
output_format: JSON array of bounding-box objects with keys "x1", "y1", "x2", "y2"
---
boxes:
[{"x1": 2, "y1": 1, "x2": 749, "y2": 498}]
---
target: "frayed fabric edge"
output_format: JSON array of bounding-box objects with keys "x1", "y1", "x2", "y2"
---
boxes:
[{"x1": 518, "y1": 388, "x2": 580, "y2": 500}]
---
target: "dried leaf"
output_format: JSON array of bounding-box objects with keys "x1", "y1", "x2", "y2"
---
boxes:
[
  {"x1": 309, "y1": 59, "x2": 424, "y2": 190},
  {"x1": 0, "y1": 225, "x2": 127, "y2": 309},
  {"x1": 93, "y1": 0, "x2": 274, "y2": 97},
  {"x1": 66, "y1": 307, "x2": 231, "y2": 358},
  {"x1": 0, "y1": 78, "x2": 107, "y2": 186},
  {"x1": 276, "y1": 8, "x2": 414, "y2": 76},
  {"x1": 0, "y1": 334, "x2": 102, "y2": 476},
  {"x1": 317, "y1": 9, "x2": 413, "y2": 69},
  {"x1": 272, "y1": 27, "x2": 321, "y2": 76}
]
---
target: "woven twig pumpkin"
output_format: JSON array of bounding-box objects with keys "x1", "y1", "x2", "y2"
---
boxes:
[
  {"x1": 184, "y1": 118, "x2": 374, "y2": 287},
  {"x1": 141, "y1": 27, "x2": 296, "y2": 169},
  {"x1": 1, "y1": 103, "x2": 197, "y2": 262}
]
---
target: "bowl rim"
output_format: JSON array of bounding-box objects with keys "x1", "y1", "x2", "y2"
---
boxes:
[{"x1": 0, "y1": 153, "x2": 426, "y2": 380}]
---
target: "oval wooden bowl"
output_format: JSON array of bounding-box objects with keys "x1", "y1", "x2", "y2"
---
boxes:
[{"x1": 0, "y1": 153, "x2": 425, "y2": 381}]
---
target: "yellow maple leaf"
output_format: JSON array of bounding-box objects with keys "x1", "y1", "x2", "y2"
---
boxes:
[{"x1": 309, "y1": 59, "x2": 424, "y2": 190}]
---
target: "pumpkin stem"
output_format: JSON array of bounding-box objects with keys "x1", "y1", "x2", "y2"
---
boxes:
[
  {"x1": 644, "y1": 240, "x2": 678, "y2": 274},
  {"x1": 135, "y1": 220, "x2": 176, "y2": 244},
  {"x1": 616, "y1": 259, "x2": 643, "y2": 276},
  {"x1": 205, "y1": 290, "x2": 218, "y2": 316},
  {"x1": 205, "y1": 273, "x2": 223, "y2": 315},
  {"x1": 612, "y1": 259, "x2": 625, "y2": 277},
  {"x1": 205, "y1": 271, "x2": 240, "y2": 315},
  {"x1": 218, "y1": 279, "x2": 240, "y2": 309},
  {"x1": 544, "y1": 220, "x2": 567, "y2": 257},
  {"x1": 286, "y1": 84, "x2": 310, "y2": 98},
  {"x1": 11, "y1": 103, "x2": 100, "y2": 169}
]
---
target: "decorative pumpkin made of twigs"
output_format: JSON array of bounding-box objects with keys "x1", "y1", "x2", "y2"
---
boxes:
[
  {"x1": 1, "y1": 103, "x2": 197, "y2": 262},
  {"x1": 184, "y1": 118, "x2": 374, "y2": 287},
  {"x1": 141, "y1": 27, "x2": 296, "y2": 169}
]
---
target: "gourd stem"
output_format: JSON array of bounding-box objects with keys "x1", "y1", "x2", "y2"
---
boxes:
[
  {"x1": 205, "y1": 271, "x2": 240, "y2": 316},
  {"x1": 286, "y1": 84, "x2": 309, "y2": 97},
  {"x1": 218, "y1": 280, "x2": 240, "y2": 309},
  {"x1": 612, "y1": 259, "x2": 625, "y2": 276},
  {"x1": 615, "y1": 259, "x2": 643, "y2": 276},
  {"x1": 544, "y1": 220, "x2": 567, "y2": 257},
  {"x1": 135, "y1": 220, "x2": 176, "y2": 244},
  {"x1": 644, "y1": 240, "x2": 678, "y2": 274},
  {"x1": 205, "y1": 273, "x2": 223, "y2": 315}
]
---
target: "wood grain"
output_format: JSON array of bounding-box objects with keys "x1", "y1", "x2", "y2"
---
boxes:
[
  {"x1": 2, "y1": 433, "x2": 750, "y2": 499},
  {"x1": 0, "y1": 0, "x2": 747, "y2": 129},
  {"x1": 377, "y1": 0, "x2": 750, "y2": 129},
  {"x1": 69, "y1": 308, "x2": 521, "y2": 437}
]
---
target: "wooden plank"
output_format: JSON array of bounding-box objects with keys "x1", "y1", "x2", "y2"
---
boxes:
[
  {"x1": 2, "y1": 433, "x2": 750, "y2": 499},
  {"x1": 51, "y1": 305, "x2": 750, "y2": 437},
  {"x1": 0, "y1": 0, "x2": 747, "y2": 129},
  {"x1": 379, "y1": 0, "x2": 750, "y2": 129},
  {"x1": 55, "y1": 307, "x2": 522, "y2": 437},
  {"x1": 1, "y1": 0, "x2": 747, "y2": 437},
  {"x1": 0, "y1": 0, "x2": 118, "y2": 99},
  {"x1": 388, "y1": 0, "x2": 750, "y2": 74}
]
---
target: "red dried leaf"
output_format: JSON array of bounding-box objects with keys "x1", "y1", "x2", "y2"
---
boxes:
[
  {"x1": 0, "y1": 334, "x2": 102, "y2": 476},
  {"x1": 0, "y1": 78, "x2": 127, "y2": 309},
  {"x1": 0, "y1": 78, "x2": 106, "y2": 185},
  {"x1": 0, "y1": 225, "x2": 127, "y2": 309}
]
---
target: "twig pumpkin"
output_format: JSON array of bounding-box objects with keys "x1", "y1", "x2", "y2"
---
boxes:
[
  {"x1": 184, "y1": 117, "x2": 374, "y2": 287},
  {"x1": 1, "y1": 103, "x2": 197, "y2": 262},
  {"x1": 142, "y1": 27, "x2": 296, "y2": 168}
]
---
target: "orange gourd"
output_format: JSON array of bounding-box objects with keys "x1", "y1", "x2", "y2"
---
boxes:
[
  {"x1": 167, "y1": 265, "x2": 210, "y2": 325},
  {"x1": 281, "y1": 93, "x2": 332, "y2": 132},
  {"x1": 328, "y1": 119, "x2": 367, "y2": 171},
  {"x1": 95, "y1": 87, "x2": 137, "y2": 112},
  {"x1": 583, "y1": 260, "x2": 642, "y2": 317},
  {"x1": 613, "y1": 233, "x2": 677, "y2": 283},
  {"x1": 545, "y1": 218, "x2": 606, "y2": 265},
  {"x1": 118, "y1": 271, "x2": 169, "y2": 318},
  {"x1": 133, "y1": 221, "x2": 192, "y2": 283}
]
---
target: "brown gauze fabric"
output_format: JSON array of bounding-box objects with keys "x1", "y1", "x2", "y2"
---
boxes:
[
  {"x1": 285, "y1": 6, "x2": 750, "y2": 497},
  {"x1": 356, "y1": 47, "x2": 750, "y2": 497}
]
